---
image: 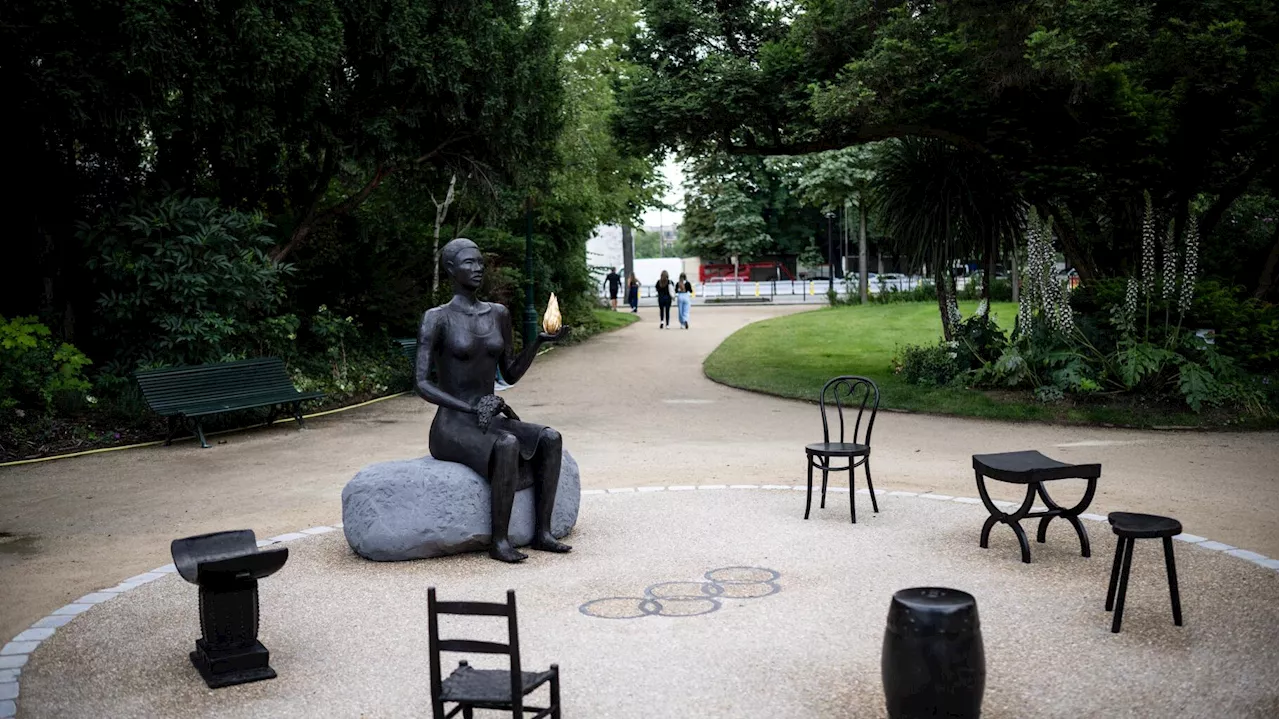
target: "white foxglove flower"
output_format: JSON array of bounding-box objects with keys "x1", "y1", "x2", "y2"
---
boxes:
[{"x1": 1178, "y1": 215, "x2": 1199, "y2": 314}]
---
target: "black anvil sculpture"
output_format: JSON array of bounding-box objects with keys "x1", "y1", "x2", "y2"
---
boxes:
[{"x1": 171, "y1": 529, "x2": 289, "y2": 688}]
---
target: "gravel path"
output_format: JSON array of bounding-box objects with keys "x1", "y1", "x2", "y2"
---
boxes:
[
  {"x1": 16, "y1": 490, "x2": 1278, "y2": 718},
  {"x1": 1, "y1": 303, "x2": 1276, "y2": 649}
]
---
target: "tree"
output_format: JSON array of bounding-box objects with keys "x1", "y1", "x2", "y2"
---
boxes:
[
  {"x1": 1, "y1": 0, "x2": 565, "y2": 340},
  {"x1": 617, "y1": 0, "x2": 1277, "y2": 279},
  {"x1": 869, "y1": 138, "x2": 1026, "y2": 336},
  {"x1": 769, "y1": 147, "x2": 876, "y2": 300}
]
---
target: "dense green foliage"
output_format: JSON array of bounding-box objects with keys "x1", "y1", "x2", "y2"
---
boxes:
[
  {"x1": 619, "y1": 0, "x2": 1277, "y2": 283},
  {"x1": 706, "y1": 302, "x2": 1269, "y2": 428},
  {"x1": 0, "y1": 0, "x2": 663, "y2": 458}
]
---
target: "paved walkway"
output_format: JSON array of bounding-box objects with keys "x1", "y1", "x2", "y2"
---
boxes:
[{"x1": 1, "y1": 304, "x2": 1276, "y2": 648}]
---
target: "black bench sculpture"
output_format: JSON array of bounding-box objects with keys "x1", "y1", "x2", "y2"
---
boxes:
[
  {"x1": 171, "y1": 529, "x2": 289, "y2": 688},
  {"x1": 972, "y1": 450, "x2": 1100, "y2": 563},
  {"x1": 428, "y1": 587, "x2": 561, "y2": 718},
  {"x1": 135, "y1": 357, "x2": 324, "y2": 448}
]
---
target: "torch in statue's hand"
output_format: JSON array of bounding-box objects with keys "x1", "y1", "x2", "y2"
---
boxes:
[{"x1": 538, "y1": 293, "x2": 569, "y2": 344}]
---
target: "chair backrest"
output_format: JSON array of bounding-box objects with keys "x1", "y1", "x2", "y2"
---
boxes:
[
  {"x1": 427, "y1": 587, "x2": 522, "y2": 716},
  {"x1": 818, "y1": 375, "x2": 880, "y2": 447}
]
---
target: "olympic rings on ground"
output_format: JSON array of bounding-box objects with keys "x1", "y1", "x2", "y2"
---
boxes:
[{"x1": 578, "y1": 566, "x2": 781, "y2": 619}]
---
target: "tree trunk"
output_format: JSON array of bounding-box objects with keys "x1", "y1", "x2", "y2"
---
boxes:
[
  {"x1": 431, "y1": 173, "x2": 459, "y2": 296},
  {"x1": 1010, "y1": 246, "x2": 1020, "y2": 303},
  {"x1": 1255, "y1": 241, "x2": 1278, "y2": 300},
  {"x1": 622, "y1": 224, "x2": 634, "y2": 281},
  {"x1": 858, "y1": 193, "x2": 869, "y2": 304},
  {"x1": 1046, "y1": 204, "x2": 1095, "y2": 283},
  {"x1": 983, "y1": 232, "x2": 996, "y2": 301}
]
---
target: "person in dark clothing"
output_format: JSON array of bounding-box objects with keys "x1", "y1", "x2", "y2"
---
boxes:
[
  {"x1": 626, "y1": 272, "x2": 640, "y2": 313},
  {"x1": 603, "y1": 267, "x2": 622, "y2": 310},
  {"x1": 655, "y1": 270, "x2": 673, "y2": 328}
]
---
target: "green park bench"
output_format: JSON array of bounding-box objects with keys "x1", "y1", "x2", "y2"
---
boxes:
[
  {"x1": 394, "y1": 337, "x2": 418, "y2": 361},
  {"x1": 135, "y1": 358, "x2": 325, "y2": 448}
]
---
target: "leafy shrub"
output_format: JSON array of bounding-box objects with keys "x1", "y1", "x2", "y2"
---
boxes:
[
  {"x1": 872, "y1": 280, "x2": 936, "y2": 304},
  {"x1": 81, "y1": 194, "x2": 294, "y2": 372},
  {"x1": 0, "y1": 315, "x2": 93, "y2": 426},
  {"x1": 892, "y1": 342, "x2": 962, "y2": 386},
  {"x1": 952, "y1": 310, "x2": 1007, "y2": 370},
  {"x1": 958, "y1": 277, "x2": 1012, "y2": 302}
]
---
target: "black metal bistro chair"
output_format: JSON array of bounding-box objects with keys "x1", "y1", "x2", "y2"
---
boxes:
[
  {"x1": 428, "y1": 588, "x2": 561, "y2": 719},
  {"x1": 804, "y1": 375, "x2": 880, "y2": 523}
]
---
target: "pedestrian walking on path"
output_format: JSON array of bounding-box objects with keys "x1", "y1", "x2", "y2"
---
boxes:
[
  {"x1": 675, "y1": 273, "x2": 694, "y2": 329},
  {"x1": 626, "y1": 273, "x2": 640, "y2": 313},
  {"x1": 603, "y1": 267, "x2": 622, "y2": 310},
  {"x1": 655, "y1": 271, "x2": 673, "y2": 328}
]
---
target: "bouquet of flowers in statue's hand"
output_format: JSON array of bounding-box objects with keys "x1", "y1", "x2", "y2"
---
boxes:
[{"x1": 475, "y1": 394, "x2": 505, "y2": 433}]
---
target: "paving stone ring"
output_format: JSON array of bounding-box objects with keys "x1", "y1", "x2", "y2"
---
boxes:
[{"x1": 578, "y1": 566, "x2": 781, "y2": 619}]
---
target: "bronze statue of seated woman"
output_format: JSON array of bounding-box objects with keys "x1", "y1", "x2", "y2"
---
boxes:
[{"x1": 415, "y1": 238, "x2": 572, "y2": 563}]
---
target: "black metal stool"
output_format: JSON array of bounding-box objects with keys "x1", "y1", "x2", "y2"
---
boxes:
[{"x1": 1105, "y1": 512, "x2": 1183, "y2": 634}]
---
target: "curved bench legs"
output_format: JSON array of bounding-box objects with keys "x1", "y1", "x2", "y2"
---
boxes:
[{"x1": 977, "y1": 475, "x2": 1036, "y2": 563}]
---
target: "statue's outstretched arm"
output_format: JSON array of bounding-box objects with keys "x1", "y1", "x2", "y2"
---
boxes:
[
  {"x1": 414, "y1": 310, "x2": 475, "y2": 414},
  {"x1": 495, "y1": 305, "x2": 539, "y2": 385}
]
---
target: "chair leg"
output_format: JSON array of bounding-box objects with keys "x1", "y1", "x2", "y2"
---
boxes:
[
  {"x1": 1163, "y1": 536, "x2": 1183, "y2": 626},
  {"x1": 1105, "y1": 535, "x2": 1124, "y2": 611},
  {"x1": 550, "y1": 664, "x2": 561, "y2": 719},
  {"x1": 804, "y1": 458, "x2": 814, "y2": 520},
  {"x1": 1111, "y1": 538, "x2": 1134, "y2": 633},
  {"x1": 864, "y1": 458, "x2": 879, "y2": 513},
  {"x1": 462, "y1": 707, "x2": 473, "y2": 719},
  {"x1": 820, "y1": 459, "x2": 829, "y2": 509},
  {"x1": 849, "y1": 460, "x2": 857, "y2": 524},
  {"x1": 293, "y1": 401, "x2": 307, "y2": 429}
]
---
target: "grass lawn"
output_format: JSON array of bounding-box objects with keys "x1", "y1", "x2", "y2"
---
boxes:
[
  {"x1": 591, "y1": 308, "x2": 641, "y2": 333},
  {"x1": 703, "y1": 302, "x2": 1249, "y2": 428}
]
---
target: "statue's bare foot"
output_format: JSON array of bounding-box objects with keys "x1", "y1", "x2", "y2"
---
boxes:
[
  {"x1": 489, "y1": 540, "x2": 528, "y2": 563},
  {"x1": 531, "y1": 533, "x2": 572, "y2": 553}
]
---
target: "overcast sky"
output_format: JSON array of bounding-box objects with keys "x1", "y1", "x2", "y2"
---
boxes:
[{"x1": 639, "y1": 155, "x2": 685, "y2": 229}]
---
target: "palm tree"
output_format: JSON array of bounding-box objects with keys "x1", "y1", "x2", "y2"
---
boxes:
[{"x1": 869, "y1": 138, "x2": 1025, "y2": 338}]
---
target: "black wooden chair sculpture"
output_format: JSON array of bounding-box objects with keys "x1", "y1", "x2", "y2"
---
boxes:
[
  {"x1": 428, "y1": 588, "x2": 561, "y2": 719},
  {"x1": 804, "y1": 375, "x2": 880, "y2": 523},
  {"x1": 170, "y1": 529, "x2": 289, "y2": 688},
  {"x1": 1105, "y1": 512, "x2": 1184, "y2": 633}
]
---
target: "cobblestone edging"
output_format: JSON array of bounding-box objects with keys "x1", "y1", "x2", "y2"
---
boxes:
[{"x1": 1, "y1": 486, "x2": 1275, "y2": 718}]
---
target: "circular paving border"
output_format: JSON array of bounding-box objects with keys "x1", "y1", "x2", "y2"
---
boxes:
[{"x1": 1, "y1": 483, "x2": 1275, "y2": 718}]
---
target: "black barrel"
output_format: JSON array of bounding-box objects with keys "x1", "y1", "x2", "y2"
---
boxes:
[{"x1": 881, "y1": 587, "x2": 985, "y2": 719}]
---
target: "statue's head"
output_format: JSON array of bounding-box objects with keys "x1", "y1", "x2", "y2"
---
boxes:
[{"x1": 442, "y1": 238, "x2": 483, "y2": 291}]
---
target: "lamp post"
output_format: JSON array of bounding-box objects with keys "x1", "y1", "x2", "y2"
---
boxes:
[
  {"x1": 825, "y1": 210, "x2": 836, "y2": 295},
  {"x1": 524, "y1": 196, "x2": 537, "y2": 347}
]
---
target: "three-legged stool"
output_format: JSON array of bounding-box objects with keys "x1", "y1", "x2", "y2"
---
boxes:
[{"x1": 1105, "y1": 512, "x2": 1183, "y2": 633}]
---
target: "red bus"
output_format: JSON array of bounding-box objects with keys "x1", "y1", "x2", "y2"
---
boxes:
[{"x1": 699, "y1": 262, "x2": 796, "y2": 283}]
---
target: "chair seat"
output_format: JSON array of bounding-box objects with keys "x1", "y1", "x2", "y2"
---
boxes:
[
  {"x1": 972, "y1": 450, "x2": 1101, "y2": 483},
  {"x1": 440, "y1": 664, "x2": 555, "y2": 704},
  {"x1": 806, "y1": 442, "x2": 869, "y2": 457},
  {"x1": 1108, "y1": 512, "x2": 1182, "y2": 539}
]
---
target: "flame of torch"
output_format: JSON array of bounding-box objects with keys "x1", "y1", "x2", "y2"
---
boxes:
[{"x1": 542, "y1": 293, "x2": 562, "y2": 334}]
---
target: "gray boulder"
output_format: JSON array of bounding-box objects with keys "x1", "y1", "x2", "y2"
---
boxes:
[{"x1": 341, "y1": 451, "x2": 580, "y2": 561}]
